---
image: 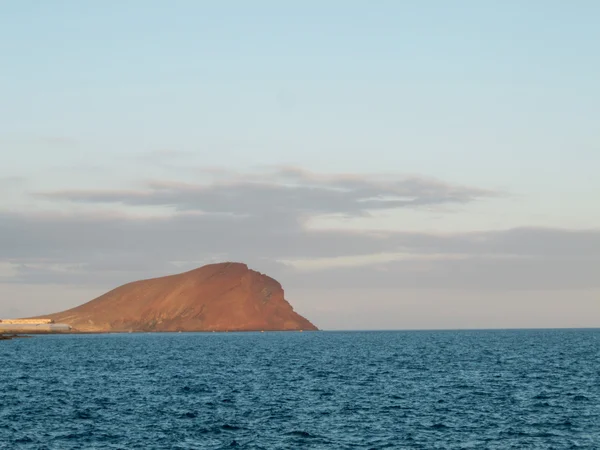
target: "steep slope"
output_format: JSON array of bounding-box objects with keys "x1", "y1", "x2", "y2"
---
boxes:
[{"x1": 39, "y1": 262, "x2": 317, "y2": 332}]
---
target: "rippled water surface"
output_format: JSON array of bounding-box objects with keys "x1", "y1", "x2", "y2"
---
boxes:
[{"x1": 1, "y1": 330, "x2": 599, "y2": 449}]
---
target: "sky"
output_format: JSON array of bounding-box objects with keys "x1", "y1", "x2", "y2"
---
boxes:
[{"x1": 1, "y1": 1, "x2": 599, "y2": 329}]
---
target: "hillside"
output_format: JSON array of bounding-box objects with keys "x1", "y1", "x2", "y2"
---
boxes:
[{"x1": 38, "y1": 262, "x2": 317, "y2": 332}]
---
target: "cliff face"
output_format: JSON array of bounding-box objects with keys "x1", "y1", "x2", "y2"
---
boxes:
[{"x1": 41, "y1": 262, "x2": 317, "y2": 332}]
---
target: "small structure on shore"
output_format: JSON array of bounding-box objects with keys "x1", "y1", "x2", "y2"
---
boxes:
[
  {"x1": 0, "y1": 318, "x2": 71, "y2": 334},
  {"x1": 0, "y1": 318, "x2": 54, "y2": 325}
]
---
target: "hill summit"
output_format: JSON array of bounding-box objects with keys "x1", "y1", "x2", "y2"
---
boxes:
[{"x1": 39, "y1": 262, "x2": 317, "y2": 332}]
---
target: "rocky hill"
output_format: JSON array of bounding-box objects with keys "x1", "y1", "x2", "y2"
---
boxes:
[{"x1": 38, "y1": 262, "x2": 317, "y2": 332}]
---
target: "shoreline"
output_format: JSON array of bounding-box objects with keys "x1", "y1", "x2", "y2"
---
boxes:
[
  {"x1": 1, "y1": 329, "x2": 319, "y2": 337},
  {"x1": 0, "y1": 334, "x2": 33, "y2": 340}
]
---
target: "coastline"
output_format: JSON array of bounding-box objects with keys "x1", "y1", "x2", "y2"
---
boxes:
[{"x1": 0, "y1": 334, "x2": 32, "y2": 340}]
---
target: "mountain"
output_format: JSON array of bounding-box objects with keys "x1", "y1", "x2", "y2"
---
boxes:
[{"x1": 39, "y1": 262, "x2": 317, "y2": 332}]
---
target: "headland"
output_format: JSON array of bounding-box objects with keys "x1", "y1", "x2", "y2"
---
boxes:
[{"x1": 24, "y1": 262, "x2": 317, "y2": 333}]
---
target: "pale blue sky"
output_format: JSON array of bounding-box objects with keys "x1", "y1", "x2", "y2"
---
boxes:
[{"x1": 0, "y1": 2, "x2": 599, "y2": 327}]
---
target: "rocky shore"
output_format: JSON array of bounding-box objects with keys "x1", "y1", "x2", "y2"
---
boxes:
[{"x1": 0, "y1": 335, "x2": 32, "y2": 340}]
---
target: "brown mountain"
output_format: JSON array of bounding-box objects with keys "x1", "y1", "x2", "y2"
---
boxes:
[{"x1": 39, "y1": 262, "x2": 318, "y2": 332}]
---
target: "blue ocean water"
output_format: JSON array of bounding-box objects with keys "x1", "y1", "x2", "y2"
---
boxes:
[{"x1": 1, "y1": 330, "x2": 599, "y2": 449}]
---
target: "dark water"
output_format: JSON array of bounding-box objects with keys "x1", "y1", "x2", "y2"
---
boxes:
[{"x1": 1, "y1": 330, "x2": 599, "y2": 449}]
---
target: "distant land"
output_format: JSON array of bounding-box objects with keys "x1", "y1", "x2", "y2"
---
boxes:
[{"x1": 29, "y1": 262, "x2": 318, "y2": 333}]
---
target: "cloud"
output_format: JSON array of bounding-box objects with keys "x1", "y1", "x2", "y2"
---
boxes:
[
  {"x1": 0, "y1": 207, "x2": 598, "y2": 291},
  {"x1": 280, "y1": 254, "x2": 600, "y2": 291},
  {"x1": 35, "y1": 167, "x2": 498, "y2": 218},
  {"x1": 2, "y1": 167, "x2": 595, "y2": 295}
]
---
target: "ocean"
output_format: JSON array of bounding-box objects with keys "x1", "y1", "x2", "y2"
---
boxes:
[{"x1": 1, "y1": 330, "x2": 599, "y2": 449}]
